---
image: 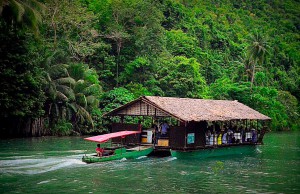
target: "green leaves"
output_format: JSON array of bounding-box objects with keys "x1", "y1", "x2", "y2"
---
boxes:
[
  {"x1": 43, "y1": 61, "x2": 103, "y2": 134},
  {"x1": 1, "y1": 0, "x2": 300, "y2": 135},
  {"x1": 158, "y1": 56, "x2": 208, "y2": 98},
  {"x1": 0, "y1": 0, "x2": 45, "y2": 34}
]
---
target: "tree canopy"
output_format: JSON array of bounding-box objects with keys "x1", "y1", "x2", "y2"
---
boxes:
[{"x1": 1, "y1": 0, "x2": 299, "y2": 136}]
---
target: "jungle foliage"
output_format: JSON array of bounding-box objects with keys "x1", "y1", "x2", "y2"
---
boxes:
[{"x1": 0, "y1": 0, "x2": 299, "y2": 136}]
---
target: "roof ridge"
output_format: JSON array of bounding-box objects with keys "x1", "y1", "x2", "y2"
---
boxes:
[{"x1": 144, "y1": 96, "x2": 238, "y2": 102}]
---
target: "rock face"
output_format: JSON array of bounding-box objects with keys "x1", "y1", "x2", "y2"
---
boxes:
[{"x1": 0, "y1": 117, "x2": 50, "y2": 138}]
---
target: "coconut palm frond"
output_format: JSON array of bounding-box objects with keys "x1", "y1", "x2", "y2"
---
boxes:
[
  {"x1": 56, "y1": 85, "x2": 75, "y2": 100},
  {"x1": 83, "y1": 84, "x2": 102, "y2": 96},
  {"x1": 0, "y1": 0, "x2": 7, "y2": 15},
  {"x1": 48, "y1": 85, "x2": 57, "y2": 100},
  {"x1": 76, "y1": 105, "x2": 94, "y2": 128},
  {"x1": 51, "y1": 103, "x2": 60, "y2": 118},
  {"x1": 26, "y1": 0, "x2": 46, "y2": 14},
  {"x1": 10, "y1": 0, "x2": 25, "y2": 22},
  {"x1": 68, "y1": 63, "x2": 87, "y2": 80},
  {"x1": 56, "y1": 91, "x2": 69, "y2": 102},
  {"x1": 76, "y1": 93, "x2": 87, "y2": 108},
  {"x1": 22, "y1": 1, "x2": 42, "y2": 24},
  {"x1": 55, "y1": 77, "x2": 76, "y2": 86},
  {"x1": 66, "y1": 102, "x2": 77, "y2": 114},
  {"x1": 84, "y1": 68, "x2": 100, "y2": 84},
  {"x1": 86, "y1": 95, "x2": 96, "y2": 104},
  {"x1": 44, "y1": 51, "x2": 68, "y2": 68},
  {"x1": 1, "y1": 0, "x2": 45, "y2": 33},
  {"x1": 61, "y1": 106, "x2": 67, "y2": 120},
  {"x1": 86, "y1": 95, "x2": 99, "y2": 107},
  {"x1": 48, "y1": 64, "x2": 69, "y2": 78},
  {"x1": 66, "y1": 107, "x2": 73, "y2": 121},
  {"x1": 74, "y1": 79, "x2": 86, "y2": 93}
]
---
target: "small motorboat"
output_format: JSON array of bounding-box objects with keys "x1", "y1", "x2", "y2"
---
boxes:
[{"x1": 82, "y1": 131, "x2": 153, "y2": 163}]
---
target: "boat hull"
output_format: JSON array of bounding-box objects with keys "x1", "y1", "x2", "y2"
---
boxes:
[
  {"x1": 82, "y1": 146, "x2": 153, "y2": 163},
  {"x1": 171, "y1": 145, "x2": 257, "y2": 159}
]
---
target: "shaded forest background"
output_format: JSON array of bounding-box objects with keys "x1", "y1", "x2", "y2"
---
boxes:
[{"x1": 0, "y1": 0, "x2": 299, "y2": 137}]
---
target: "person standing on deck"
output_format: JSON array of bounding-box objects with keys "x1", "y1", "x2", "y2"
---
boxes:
[
  {"x1": 251, "y1": 128, "x2": 258, "y2": 143},
  {"x1": 161, "y1": 121, "x2": 169, "y2": 137},
  {"x1": 217, "y1": 132, "x2": 222, "y2": 145},
  {"x1": 240, "y1": 126, "x2": 245, "y2": 143},
  {"x1": 222, "y1": 132, "x2": 227, "y2": 144},
  {"x1": 206, "y1": 129, "x2": 211, "y2": 145},
  {"x1": 227, "y1": 128, "x2": 233, "y2": 143}
]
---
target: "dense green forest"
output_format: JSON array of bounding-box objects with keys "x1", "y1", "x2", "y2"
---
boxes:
[{"x1": 0, "y1": 0, "x2": 299, "y2": 137}]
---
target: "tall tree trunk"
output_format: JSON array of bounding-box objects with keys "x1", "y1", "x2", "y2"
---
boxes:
[
  {"x1": 116, "y1": 40, "x2": 122, "y2": 87},
  {"x1": 51, "y1": 6, "x2": 58, "y2": 49},
  {"x1": 31, "y1": 117, "x2": 48, "y2": 136},
  {"x1": 250, "y1": 59, "x2": 257, "y2": 91}
]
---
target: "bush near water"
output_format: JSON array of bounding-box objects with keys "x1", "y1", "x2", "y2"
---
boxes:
[{"x1": 0, "y1": 0, "x2": 299, "y2": 137}]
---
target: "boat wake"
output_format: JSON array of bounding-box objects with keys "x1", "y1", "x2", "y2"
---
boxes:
[
  {"x1": 0, "y1": 155, "x2": 85, "y2": 175},
  {"x1": 136, "y1": 156, "x2": 147, "y2": 160},
  {"x1": 166, "y1": 157, "x2": 177, "y2": 162},
  {"x1": 255, "y1": 148, "x2": 262, "y2": 153},
  {"x1": 119, "y1": 158, "x2": 127, "y2": 162}
]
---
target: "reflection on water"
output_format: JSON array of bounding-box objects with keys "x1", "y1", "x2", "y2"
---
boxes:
[{"x1": 0, "y1": 132, "x2": 299, "y2": 193}]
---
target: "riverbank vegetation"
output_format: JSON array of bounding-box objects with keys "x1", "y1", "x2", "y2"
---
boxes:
[{"x1": 0, "y1": 0, "x2": 299, "y2": 137}]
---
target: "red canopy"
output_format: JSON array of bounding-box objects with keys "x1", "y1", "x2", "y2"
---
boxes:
[{"x1": 84, "y1": 131, "x2": 141, "y2": 143}]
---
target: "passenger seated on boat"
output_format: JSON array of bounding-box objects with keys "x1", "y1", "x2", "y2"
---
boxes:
[
  {"x1": 206, "y1": 135, "x2": 210, "y2": 145},
  {"x1": 231, "y1": 136, "x2": 236, "y2": 144},
  {"x1": 222, "y1": 132, "x2": 227, "y2": 144},
  {"x1": 245, "y1": 128, "x2": 252, "y2": 142},
  {"x1": 96, "y1": 144, "x2": 104, "y2": 157},
  {"x1": 227, "y1": 129, "x2": 233, "y2": 143},
  {"x1": 217, "y1": 133, "x2": 222, "y2": 145},
  {"x1": 209, "y1": 135, "x2": 214, "y2": 145},
  {"x1": 240, "y1": 126, "x2": 245, "y2": 143},
  {"x1": 251, "y1": 128, "x2": 258, "y2": 143},
  {"x1": 205, "y1": 129, "x2": 211, "y2": 145}
]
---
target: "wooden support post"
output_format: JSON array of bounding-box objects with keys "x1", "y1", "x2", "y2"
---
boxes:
[
  {"x1": 147, "y1": 104, "x2": 149, "y2": 116},
  {"x1": 139, "y1": 101, "x2": 142, "y2": 115},
  {"x1": 213, "y1": 122, "x2": 216, "y2": 145},
  {"x1": 184, "y1": 122, "x2": 187, "y2": 149}
]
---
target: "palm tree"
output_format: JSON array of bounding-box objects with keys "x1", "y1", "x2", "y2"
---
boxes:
[
  {"x1": 246, "y1": 33, "x2": 268, "y2": 90},
  {"x1": 67, "y1": 63, "x2": 103, "y2": 131},
  {"x1": 0, "y1": 0, "x2": 45, "y2": 33},
  {"x1": 44, "y1": 61, "x2": 102, "y2": 131},
  {"x1": 44, "y1": 62, "x2": 75, "y2": 124}
]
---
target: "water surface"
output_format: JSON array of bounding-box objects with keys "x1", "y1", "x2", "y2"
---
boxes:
[{"x1": 0, "y1": 132, "x2": 299, "y2": 193}]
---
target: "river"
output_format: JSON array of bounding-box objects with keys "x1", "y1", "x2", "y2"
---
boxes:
[{"x1": 0, "y1": 132, "x2": 299, "y2": 194}]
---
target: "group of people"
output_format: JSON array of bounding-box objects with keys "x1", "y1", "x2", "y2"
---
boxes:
[
  {"x1": 156, "y1": 121, "x2": 169, "y2": 136},
  {"x1": 205, "y1": 126, "x2": 258, "y2": 146},
  {"x1": 152, "y1": 121, "x2": 170, "y2": 144},
  {"x1": 95, "y1": 121, "x2": 171, "y2": 156}
]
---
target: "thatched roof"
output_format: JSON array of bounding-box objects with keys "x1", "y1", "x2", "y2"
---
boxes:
[{"x1": 105, "y1": 96, "x2": 271, "y2": 122}]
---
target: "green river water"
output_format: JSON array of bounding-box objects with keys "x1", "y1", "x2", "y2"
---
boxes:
[{"x1": 0, "y1": 132, "x2": 299, "y2": 194}]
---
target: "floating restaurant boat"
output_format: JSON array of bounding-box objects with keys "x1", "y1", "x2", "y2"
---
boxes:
[
  {"x1": 103, "y1": 96, "x2": 271, "y2": 159},
  {"x1": 82, "y1": 131, "x2": 153, "y2": 163}
]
